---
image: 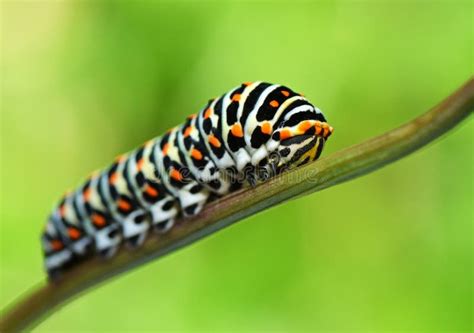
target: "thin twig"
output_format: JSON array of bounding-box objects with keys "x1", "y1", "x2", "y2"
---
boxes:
[{"x1": 1, "y1": 78, "x2": 473, "y2": 332}]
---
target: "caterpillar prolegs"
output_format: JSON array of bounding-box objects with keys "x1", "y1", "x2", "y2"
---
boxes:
[{"x1": 42, "y1": 82, "x2": 334, "y2": 278}]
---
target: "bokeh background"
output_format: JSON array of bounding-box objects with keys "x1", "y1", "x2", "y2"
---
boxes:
[{"x1": 1, "y1": 1, "x2": 472, "y2": 331}]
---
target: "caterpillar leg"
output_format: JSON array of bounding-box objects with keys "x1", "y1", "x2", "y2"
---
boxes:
[
  {"x1": 71, "y1": 237, "x2": 94, "y2": 256},
  {"x1": 43, "y1": 245, "x2": 73, "y2": 278},
  {"x1": 42, "y1": 217, "x2": 76, "y2": 278},
  {"x1": 122, "y1": 210, "x2": 149, "y2": 248},
  {"x1": 148, "y1": 198, "x2": 178, "y2": 233},
  {"x1": 242, "y1": 163, "x2": 258, "y2": 187},
  {"x1": 256, "y1": 150, "x2": 281, "y2": 181},
  {"x1": 44, "y1": 250, "x2": 73, "y2": 280},
  {"x1": 94, "y1": 224, "x2": 121, "y2": 258},
  {"x1": 178, "y1": 183, "x2": 210, "y2": 217},
  {"x1": 154, "y1": 219, "x2": 175, "y2": 233}
]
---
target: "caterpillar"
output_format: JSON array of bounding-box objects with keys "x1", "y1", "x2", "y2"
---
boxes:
[{"x1": 41, "y1": 81, "x2": 334, "y2": 278}]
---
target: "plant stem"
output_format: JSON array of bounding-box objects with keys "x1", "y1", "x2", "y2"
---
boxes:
[{"x1": 1, "y1": 78, "x2": 473, "y2": 332}]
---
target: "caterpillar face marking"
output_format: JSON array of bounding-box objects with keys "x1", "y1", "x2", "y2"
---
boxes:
[{"x1": 42, "y1": 81, "x2": 333, "y2": 278}]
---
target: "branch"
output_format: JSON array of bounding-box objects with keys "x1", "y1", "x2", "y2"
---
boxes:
[{"x1": 1, "y1": 78, "x2": 473, "y2": 332}]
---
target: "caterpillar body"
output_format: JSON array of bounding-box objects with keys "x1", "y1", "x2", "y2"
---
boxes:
[{"x1": 42, "y1": 82, "x2": 334, "y2": 278}]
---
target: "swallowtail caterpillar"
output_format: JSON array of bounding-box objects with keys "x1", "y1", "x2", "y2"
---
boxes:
[{"x1": 42, "y1": 82, "x2": 333, "y2": 278}]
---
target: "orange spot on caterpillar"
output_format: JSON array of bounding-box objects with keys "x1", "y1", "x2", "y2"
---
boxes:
[
  {"x1": 83, "y1": 188, "x2": 92, "y2": 201},
  {"x1": 144, "y1": 184, "x2": 159, "y2": 197},
  {"x1": 322, "y1": 123, "x2": 330, "y2": 137},
  {"x1": 269, "y1": 100, "x2": 279, "y2": 107},
  {"x1": 261, "y1": 122, "x2": 272, "y2": 135},
  {"x1": 231, "y1": 123, "x2": 244, "y2": 138},
  {"x1": 170, "y1": 168, "x2": 183, "y2": 182},
  {"x1": 187, "y1": 113, "x2": 197, "y2": 120},
  {"x1": 279, "y1": 129, "x2": 292, "y2": 141},
  {"x1": 51, "y1": 239, "x2": 64, "y2": 251},
  {"x1": 136, "y1": 158, "x2": 144, "y2": 171},
  {"x1": 91, "y1": 213, "x2": 106, "y2": 227},
  {"x1": 184, "y1": 126, "x2": 193, "y2": 137},
  {"x1": 117, "y1": 199, "x2": 131, "y2": 211},
  {"x1": 68, "y1": 227, "x2": 81, "y2": 240},
  {"x1": 281, "y1": 90, "x2": 290, "y2": 97},
  {"x1": 243, "y1": 82, "x2": 252, "y2": 86},
  {"x1": 314, "y1": 121, "x2": 322, "y2": 135},
  {"x1": 109, "y1": 172, "x2": 118, "y2": 184},
  {"x1": 191, "y1": 148, "x2": 203, "y2": 160},
  {"x1": 232, "y1": 94, "x2": 241, "y2": 102},
  {"x1": 162, "y1": 143, "x2": 170, "y2": 156},
  {"x1": 204, "y1": 108, "x2": 212, "y2": 119},
  {"x1": 298, "y1": 120, "x2": 313, "y2": 133},
  {"x1": 208, "y1": 134, "x2": 221, "y2": 148}
]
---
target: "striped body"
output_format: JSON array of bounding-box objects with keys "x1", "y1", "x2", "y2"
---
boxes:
[{"x1": 42, "y1": 82, "x2": 333, "y2": 277}]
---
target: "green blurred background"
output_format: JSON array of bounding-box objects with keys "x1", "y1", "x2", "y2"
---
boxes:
[{"x1": 1, "y1": 1, "x2": 472, "y2": 331}]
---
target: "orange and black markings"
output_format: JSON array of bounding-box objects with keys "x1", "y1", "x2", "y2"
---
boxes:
[{"x1": 42, "y1": 81, "x2": 333, "y2": 278}]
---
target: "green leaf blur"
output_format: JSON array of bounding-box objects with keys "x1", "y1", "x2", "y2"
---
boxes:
[{"x1": 1, "y1": 1, "x2": 472, "y2": 331}]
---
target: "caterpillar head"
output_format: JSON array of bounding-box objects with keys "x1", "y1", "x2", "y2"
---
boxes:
[{"x1": 269, "y1": 119, "x2": 333, "y2": 171}]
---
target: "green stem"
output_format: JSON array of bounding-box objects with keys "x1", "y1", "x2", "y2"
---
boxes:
[{"x1": 1, "y1": 78, "x2": 473, "y2": 332}]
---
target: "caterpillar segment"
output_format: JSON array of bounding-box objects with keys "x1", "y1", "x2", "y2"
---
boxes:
[
  {"x1": 58, "y1": 192, "x2": 92, "y2": 256},
  {"x1": 42, "y1": 214, "x2": 73, "y2": 274},
  {"x1": 100, "y1": 157, "x2": 149, "y2": 248},
  {"x1": 131, "y1": 140, "x2": 178, "y2": 233},
  {"x1": 82, "y1": 174, "x2": 122, "y2": 259},
  {"x1": 178, "y1": 114, "x2": 232, "y2": 196},
  {"x1": 155, "y1": 128, "x2": 211, "y2": 217},
  {"x1": 42, "y1": 81, "x2": 333, "y2": 277}
]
